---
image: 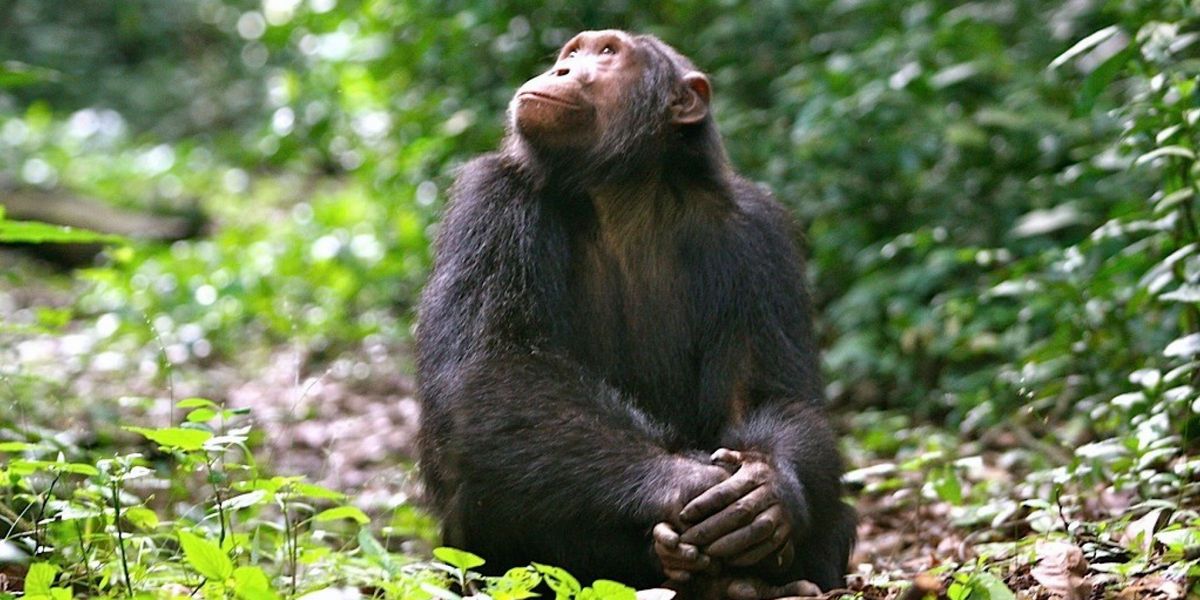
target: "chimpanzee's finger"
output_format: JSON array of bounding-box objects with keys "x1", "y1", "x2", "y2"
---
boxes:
[
  {"x1": 659, "y1": 545, "x2": 709, "y2": 571},
  {"x1": 654, "y1": 522, "x2": 711, "y2": 577},
  {"x1": 680, "y1": 484, "x2": 772, "y2": 545},
  {"x1": 663, "y1": 568, "x2": 691, "y2": 582},
  {"x1": 653, "y1": 522, "x2": 680, "y2": 549},
  {"x1": 704, "y1": 502, "x2": 786, "y2": 558},
  {"x1": 719, "y1": 504, "x2": 791, "y2": 562},
  {"x1": 710, "y1": 448, "x2": 742, "y2": 467},
  {"x1": 680, "y1": 464, "x2": 768, "y2": 523}
]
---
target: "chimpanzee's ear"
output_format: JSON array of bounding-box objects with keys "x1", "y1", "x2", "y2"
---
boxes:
[{"x1": 671, "y1": 72, "x2": 711, "y2": 125}]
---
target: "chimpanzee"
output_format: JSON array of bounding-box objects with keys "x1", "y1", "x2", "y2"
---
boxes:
[{"x1": 416, "y1": 30, "x2": 855, "y2": 598}]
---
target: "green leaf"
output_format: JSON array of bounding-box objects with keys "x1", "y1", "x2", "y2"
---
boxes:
[
  {"x1": 357, "y1": 529, "x2": 398, "y2": 573},
  {"x1": 24, "y1": 562, "x2": 58, "y2": 595},
  {"x1": 1164, "y1": 334, "x2": 1200, "y2": 358},
  {"x1": 221, "y1": 490, "x2": 269, "y2": 511},
  {"x1": 1155, "y1": 187, "x2": 1195, "y2": 215},
  {"x1": 1050, "y1": 26, "x2": 1123, "y2": 69},
  {"x1": 533, "y1": 563, "x2": 581, "y2": 597},
  {"x1": 123, "y1": 506, "x2": 160, "y2": 530},
  {"x1": 0, "y1": 61, "x2": 61, "y2": 87},
  {"x1": 971, "y1": 572, "x2": 1016, "y2": 600},
  {"x1": 434, "y1": 546, "x2": 486, "y2": 571},
  {"x1": 177, "y1": 398, "x2": 218, "y2": 409},
  {"x1": 125, "y1": 426, "x2": 212, "y2": 451},
  {"x1": 289, "y1": 482, "x2": 345, "y2": 501},
  {"x1": 0, "y1": 442, "x2": 34, "y2": 452},
  {"x1": 932, "y1": 466, "x2": 963, "y2": 504},
  {"x1": 179, "y1": 530, "x2": 234, "y2": 581},
  {"x1": 186, "y1": 408, "x2": 219, "y2": 422},
  {"x1": 313, "y1": 506, "x2": 370, "y2": 524},
  {"x1": 54, "y1": 463, "x2": 100, "y2": 476},
  {"x1": 1077, "y1": 45, "x2": 1133, "y2": 112},
  {"x1": 420, "y1": 583, "x2": 463, "y2": 600},
  {"x1": 1136, "y1": 146, "x2": 1196, "y2": 165},
  {"x1": 490, "y1": 567, "x2": 542, "y2": 600},
  {"x1": 233, "y1": 566, "x2": 278, "y2": 600},
  {"x1": 588, "y1": 580, "x2": 636, "y2": 600},
  {"x1": 1161, "y1": 285, "x2": 1200, "y2": 302},
  {"x1": 0, "y1": 219, "x2": 124, "y2": 244}
]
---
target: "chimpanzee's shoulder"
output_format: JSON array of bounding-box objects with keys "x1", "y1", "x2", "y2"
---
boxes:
[
  {"x1": 444, "y1": 152, "x2": 537, "y2": 216},
  {"x1": 727, "y1": 175, "x2": 801, "y2": 241}
]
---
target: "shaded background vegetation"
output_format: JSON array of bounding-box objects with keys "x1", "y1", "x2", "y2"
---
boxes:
[{"x1": 1, "y1": 0, "x2": 1199, "y2": 598}]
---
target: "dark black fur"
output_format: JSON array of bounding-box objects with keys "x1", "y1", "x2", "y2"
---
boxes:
[{"x1": 416, "y1": 32, "x2": 854, "y2": 591}]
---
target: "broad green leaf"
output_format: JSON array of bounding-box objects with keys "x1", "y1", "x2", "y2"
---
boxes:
[
  {"x1": 1156, "y1": 527, "x2": 1200, "y2": 551},
  {"x1": 221, "y1": 490, "x2": 269, "y2": 511},
  {"x1": 434, "y1": 546, "x2": 486, "y2": 571},
  {"x1": 123, "y1": 506, "x2": 160, "y2": 530},
  {"x1": 289, "y1": 482, "x2": 345, "y2": 501},
  {"x1": 55, "y1": 463, "x2": 100, "y2": 476},
  {"x1": 125, "y1": 426, "x2": 212, "y2": 451},
  {"x1": 0, "y1": 442, "x2": 34, "y2": 452},
  {"x1": 533, "y1": 563, "x2": 581, "y2": 597},
  {"x1": 177, "y1": 398, "x2": 218, "y2": 409},
  {"x1": 179, "y1": 530, "x2": 234, "y2": 581},
  {"x1": 0, "y1": 219, "x2": 123, "y2": 244},
  {"x1": 971, "y1": 572, "x2": 1016, "y2": 600},
  {"x1": 588, "y1": 580, "x2": 636, "y2": 600},
  {"x1": 313, "y1": 506, "x2": 370, "y2": 524},
  {"x1": 1078, "y1": 45, "x2": 1133, "y2": 112},
  {"x1": 420, "y1": 583, "x2": 463, "y2": 600},
  {"x1": 490, "y1": 567, "x2": 542, "y2": 600},
  {"x1": 25, "y1": 562, "x2": 58, "y2": 595},
  {"x1": 233, "y1": 566, "x2": 278, "y2": 600},
  {"x1": 932, "y1": 466, "x2": 963, "y2": 504},
  {"x1": 186, "y1": 408, "x2": 218, "y2": 422},
  {"x1": 357, "y1": 529, "x2": 397, "y2": 573},
  {"x1": 0, "y1": 61, "x2": 60, "y2": 87}
]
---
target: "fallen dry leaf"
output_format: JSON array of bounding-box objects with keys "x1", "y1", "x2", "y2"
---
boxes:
[{"x1": 1030, "y1": 541, "x2": 1092, "y2": 600}]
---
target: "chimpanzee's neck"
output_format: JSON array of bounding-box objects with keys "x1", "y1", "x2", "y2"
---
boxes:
[{"x1": 587, "y1": 174, "x2": 733, "y2": 244}]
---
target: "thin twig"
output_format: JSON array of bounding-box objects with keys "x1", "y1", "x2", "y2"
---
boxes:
[
  {"x1": 33, "y1": 471, "x2": 63, "y2": 554},
  {"x1": 75, "y1": 521, "x2": 94, "y2": 593},
  {"x1": 206, "y1": 456, "x2": 228, "y2": 545},
  {"x1": 111, "y1": 479, "x2": 134, "y2": 598}
]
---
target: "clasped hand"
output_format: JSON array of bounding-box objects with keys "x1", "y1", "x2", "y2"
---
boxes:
[{"x1": 653, "y1": 449, "x2": 795, "y2": 583}]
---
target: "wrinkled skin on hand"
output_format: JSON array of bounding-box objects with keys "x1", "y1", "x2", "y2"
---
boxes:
[
  {"x1": 653, "y1": 460, "x2": 730, "y2": 581},
  {"x1": 681, "y1": 449, "x2": 795, "y2": 571},
  {"x1": 653, "y1": 449, "x2": 822, "y2": 599}
]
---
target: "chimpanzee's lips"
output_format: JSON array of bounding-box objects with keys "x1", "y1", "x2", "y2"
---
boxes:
[{"x1": 518, "y1": 91, "x2": 581, "y2": 108}]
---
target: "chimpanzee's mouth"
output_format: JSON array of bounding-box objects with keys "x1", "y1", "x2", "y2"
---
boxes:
[{"x1": 518, "y1": 91, "x2": 581, "y2": 108}]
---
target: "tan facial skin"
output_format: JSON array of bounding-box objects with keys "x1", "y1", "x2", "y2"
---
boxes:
[{"x1": 511, "y1": 30, "x2": 710, "y2": 150}]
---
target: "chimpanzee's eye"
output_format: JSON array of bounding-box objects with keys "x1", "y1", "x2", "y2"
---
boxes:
[
  {"x1": 568, "y1": 50, "x2": 578, "y2": 58},
  {"x1": 601, "y1": 45, "x2": 615, "y2": 55}
]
